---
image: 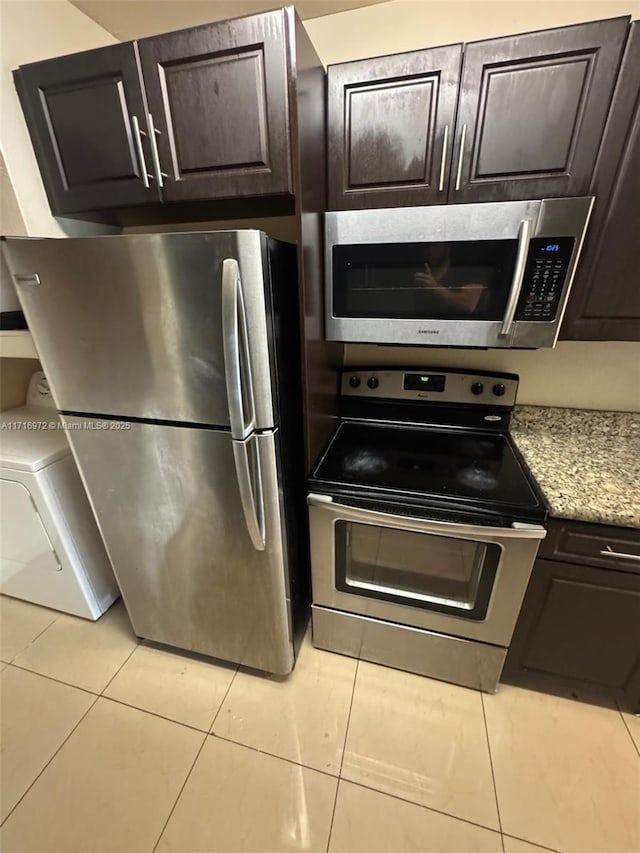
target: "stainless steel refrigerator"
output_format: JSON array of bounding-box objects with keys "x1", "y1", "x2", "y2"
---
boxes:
[{"x1": 1, "y1": 231, "x2": 309, "y2": 674}]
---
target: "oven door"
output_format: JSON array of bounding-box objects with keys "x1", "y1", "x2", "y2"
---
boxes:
[
  {"x1": 308, "y1": 495, "x2": 545, "y2": 647},
  {"x1": 325, "y1": 198, "x2": 593, "y2": 348}
]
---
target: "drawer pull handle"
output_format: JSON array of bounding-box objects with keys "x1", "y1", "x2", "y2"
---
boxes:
[{"x1": 600, "y1": 545, "x2": 640, "y2": 562}]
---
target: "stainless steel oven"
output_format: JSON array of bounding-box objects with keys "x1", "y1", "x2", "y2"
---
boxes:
[
  {"x1": 325, "y1": 197, "x2": 593, "y2": 348},
  {"x1": 308, "y1": 369, "x2": 547, "y2": 692}
]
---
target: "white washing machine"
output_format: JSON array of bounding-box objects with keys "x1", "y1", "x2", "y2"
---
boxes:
[{"x1": 0, "y1": 372, "x2": 119, "y2": 619}]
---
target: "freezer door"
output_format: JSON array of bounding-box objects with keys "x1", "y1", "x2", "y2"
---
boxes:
[
  {"x1": 62, "y1": 416, "x2": 294, "y2": 674},
  {"x1": 2, "y1": 232, "x2": 275, "y2": 428}
]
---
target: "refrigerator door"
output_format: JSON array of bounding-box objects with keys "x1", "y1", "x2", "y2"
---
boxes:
[
  {"x1": 61, "y1": 416, "x2": 294, "y2": 674},
  {"x1": 2, "y1": 232, "x2": 276, "y2": 429}
]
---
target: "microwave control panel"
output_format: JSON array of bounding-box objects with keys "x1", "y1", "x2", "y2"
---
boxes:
[{"x1": 515, "y1": 237, "x2": 576, "y2": 321}]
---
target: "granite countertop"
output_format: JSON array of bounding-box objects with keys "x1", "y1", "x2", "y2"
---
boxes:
[{"x1": 510, "y1": 406, "x2": 640, "y2": 529}]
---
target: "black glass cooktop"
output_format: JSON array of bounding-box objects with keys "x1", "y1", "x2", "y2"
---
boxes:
[{"x1": 314, "y1": 422, "x2": 541, "y2": 511}]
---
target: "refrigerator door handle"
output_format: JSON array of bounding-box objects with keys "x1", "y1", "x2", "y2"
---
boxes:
[
  {"x1": 222, "y1": 258, "x2": 256, "y2": 440},
  {"x1": 232, "y1": 437, "x2": 266, "y2": 551}
]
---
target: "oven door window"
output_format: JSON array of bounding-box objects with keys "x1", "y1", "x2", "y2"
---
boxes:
[
  {"x1": 335, "y1": 522, "x2": 501, "y2": 620},
  {"x1": 333, "y1": 241, "x2": 519, "y2": 321}
]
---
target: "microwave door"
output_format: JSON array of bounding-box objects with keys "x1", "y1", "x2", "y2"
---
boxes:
[{"x1": 328, "y1": 239, "x2": 524, "y2": 348}]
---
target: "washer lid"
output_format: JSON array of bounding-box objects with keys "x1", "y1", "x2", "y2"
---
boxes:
[{"x1": 0, "y1": 406, "x2": 69, "y2": 472}]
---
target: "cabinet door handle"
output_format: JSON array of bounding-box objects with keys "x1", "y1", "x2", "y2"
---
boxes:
[
  {"x1": 454, "y1": 123, "x2": 466, "y2": 191},
  {"x1": 131, "y1": 115, "x2": 151, "y2": 188},
  {"x1": 147, "y1": 112, "x2": 168, "y2": 188},
  {"x1": 438, "y1": 124, "x2": 449, "y2": 192},
  {"x1": 600, "y1": 545, "x2": 640, "y2": 562}
]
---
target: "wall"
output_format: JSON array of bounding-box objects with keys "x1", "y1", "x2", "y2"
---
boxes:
[
  {"x1": 306, "y1": 0, "x2": 640, "y2": 413},
  {"x1": 0, "y1": 149, "x2": 41, "y2": 410},
  {"x1": 345, "y1": 342, "x2": 640, "y2": 411},
  {"x1": 0, "y1": 0, "x2": 118, "y2": 237},
  {"x1": 306, "y1": 0, "x2": 640, "y2": 64}
]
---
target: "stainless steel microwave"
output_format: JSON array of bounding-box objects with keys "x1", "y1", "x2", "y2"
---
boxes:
[{"x1": 325, "y1": 197, "x2": 594, "y2": 348}]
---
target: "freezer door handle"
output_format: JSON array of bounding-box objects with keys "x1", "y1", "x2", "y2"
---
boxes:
[
  {"x1": 233, "y1": 437, "x2": 266, "y2": 551},
  {"x1": 222, "y1": 258, "x2": 256, "y2": 440}
]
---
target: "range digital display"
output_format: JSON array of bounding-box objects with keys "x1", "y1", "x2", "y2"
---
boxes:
[{"x1": 403, "y1": 373, "x2": 446, "y2": 392}]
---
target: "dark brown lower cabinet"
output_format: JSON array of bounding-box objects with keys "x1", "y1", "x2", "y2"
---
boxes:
[{"x1": 503, "y1": 523, "x2": 640, "y2": 713}]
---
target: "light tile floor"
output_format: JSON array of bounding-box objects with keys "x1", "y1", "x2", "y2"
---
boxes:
[{"x1": 0, "y1": 594, "x2": 638, "y2": 853}]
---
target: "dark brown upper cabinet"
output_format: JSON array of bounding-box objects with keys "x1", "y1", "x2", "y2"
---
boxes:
[
  {"x1": 452, "y1": 17, "x2": 630, "y2": 203},
  {"x1": 327, "y1": 45, "x2": 463, "y2": 210},
  {"x1": 561, "y1": 22, "x2": 640, "y2": 342},
  {"x1": 14, "y1": 43, "x2": 160, "y2": 215},
  {"x1": 14, "y1": 9, "x2": 293, "y2": 217},
  {"x1": 137, "y1": 10, "x2": 292, "y2": 203}
]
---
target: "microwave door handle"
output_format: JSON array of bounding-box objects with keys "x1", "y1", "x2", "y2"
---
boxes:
[
  {"x1": 307, "y1": 494, "x2": 546, "y2": 541},
  {"x1": 233, "y1": 437, "x2": 266, "y2": 551},
  {"x1": 222, "y1": 258, "x2": 256, "y2": 440},
  {"x1": 499, "y1": 218, "x2": 532, "y2": 337}
]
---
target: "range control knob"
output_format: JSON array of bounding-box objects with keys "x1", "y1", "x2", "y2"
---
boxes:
[
  {"x1": 367, "y1": 376, "x2": 379, "y2": 390},
  {"x1": 471, "y1": 382, "x2": 484, "y2": 396},
  {"x1": 348, "y1": 375, "x2": 361, "y2": 389},
  {"x1": 493, "y1": 383, "x2": 506, "y2": 397}
]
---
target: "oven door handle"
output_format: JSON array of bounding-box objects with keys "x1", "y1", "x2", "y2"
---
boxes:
[
  {"x1": 499, "y1": 218, "x2": 532, "y2": 338},
  {"x1": 307, "y1": 494, "x2": 547, "y2": 540}
]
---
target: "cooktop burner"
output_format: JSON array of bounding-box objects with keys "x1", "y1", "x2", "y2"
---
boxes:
[{"x1": 314, "y1": 421, "x2": 541, "y2": 513}]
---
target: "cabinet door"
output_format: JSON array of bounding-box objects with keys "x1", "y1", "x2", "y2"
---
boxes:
[
  {"x1": 503, "y1": 557, "x2": 640, "y2": 712},
  {"x1": 561, "y1": 22, "x2": 640, "y2": 341},
  {"x1": 451, "y1": 17, "x2": 630, "y2": 203},
  {"x1": 15, "y1": 43, "x2": 160, "y2": 214},
  {"x1": 328, "y1": 45, "x2": 463, "y2": 209},
  {"x1": 138, "y1": 10, "x2": 292, "y2": 203}
]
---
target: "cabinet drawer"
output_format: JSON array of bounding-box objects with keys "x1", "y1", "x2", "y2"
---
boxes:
[{"x1": 540, "y1": 519, "x2": 640, "y2": 573}]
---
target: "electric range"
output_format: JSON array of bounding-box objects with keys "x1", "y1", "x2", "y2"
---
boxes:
[{"x1": 307, "y1": 368, "x2": 548, "y2": 692}]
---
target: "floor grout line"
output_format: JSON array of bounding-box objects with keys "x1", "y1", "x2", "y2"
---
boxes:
[
  {"x1": 326, "y1": 658, "x2": 359, "y2": 852},
  {"x1": 6, "y1": 661, "x2": 101, "y2": 698},
  {"x1": 0, "y1": 693, "x2": 99, "y2": 828},
  {"x1": 481, "y1": 690, "x2": 504, "y2": 848},
  {"x1": 151, "y1": 730, "x2": 209, "y2": 853},
  {"x1": 99, "y1": 641, "x2": 142, "y2": 696},
  {"x1": 210, "y1": 731, "x2": 340, "y2": 781},
  {"x1": 502, "y1": 832, "x2": 562, "y2": 852},
  {"x1": 341, "y1": 775, "x2": 504, "y2": 838},
  {"x1": 6, "y1": 611, "x2": 60, "y2": 664},
  {"x1": 99, "y1": 693, "x2": 210, "y2": 734},
  {"x1": 150, "y1": 666, "x2": 241, "y2": 853},
  {"x1": 208, "y1": 666, "x2": 239, "y2": 734},
  {"x1": 616, "y1": 702, "x2": 640, "y2": 759}
]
